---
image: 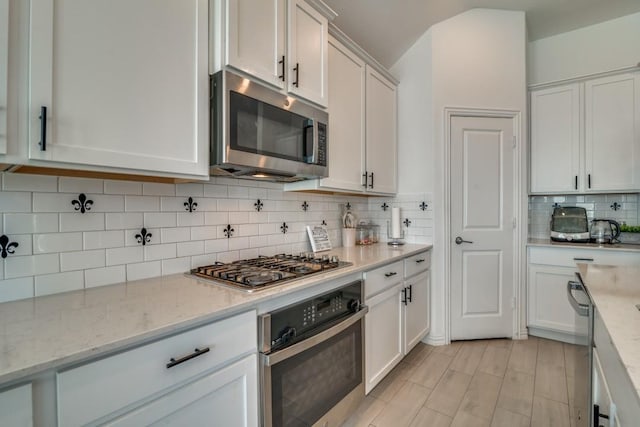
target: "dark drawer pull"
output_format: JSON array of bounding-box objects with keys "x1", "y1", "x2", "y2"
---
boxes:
[
  {"x1": 384, "y1": 272, "x2": 398, "y2": 278},
  {"x1": 166, "y1": 347, "x2": 210, "y2": 369},
  {"x1": 573, "y1": 257, "x2": 594, "y2": 262},
  {"x1": 415, "y1": 259, "x2": 426, "y2": 263}
]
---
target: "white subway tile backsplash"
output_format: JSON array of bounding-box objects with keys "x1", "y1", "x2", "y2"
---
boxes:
[
  {"x1": 177, "y1": 240, "x2": 204, "y2": 257},
  {"x1": 0, "y1": 277, "x2": 34, "y2": 303},
  {"x1": 4, "y1": 213, "x2": 58, "y2": 234},
  {"x1": 125, "y1": 228, "x2": 158, "y2": 247},
  {"x1": 35, "y1": 271, "x2": 84, "y2": 296},
  {"x1": 4, "y1": 235, "x2": 32, "y2": 256},
  {"x1": 204, "y1": 238, "x2": 228, "y2": 254},
  {"x1": 85, "y1": 265, "x2": 126, "y2": 288},
  {"x1": 228, "y1": 237, "x2": 249, "y2": 251},
  {"x1": 60, "y1": 249, "x2": 105, "y2": 272},
  {"x1": 144, "y1": 212, "x2": 177, "y2": 228},
  {"x1": 228, "y1": 185, "x2": 249, "y2": 199},
  {"x1": 33, "y1": 193, "x2": 77, "y2": 212},
  {"x1": 143, "y1": 182, "x2": 175, "y2": 196},
  {"x1": 126, "y1": 261, "x2": 161, "y2": 281},
  {"x1": 86, "y1": 195, "x2": 125, "y2": 212},
  {"x1": 144, "y1": 243, "x2": 177, "y2": 261},
  {"x1": 2, "y1": 174, "x2": 57, "y2": 192},
  {"x1": 5, "y1": 254, "x2": 59, "y2": 279},
  {"x1": 231, "y1": 212, "x2": 250, "y2": 224},
  {"x1": 125, "y1": 195, "x2": 160, "y2": 212},
  {"x1": 249, "y1": 235, "x2": 269, "y2": 248},
  {"x1": 161, "y1": 257, "x2": 191, "y2": 275},
  {"x1": 59, "y1": 213, "x2": 105, "y2": 232},
  {"x1": 190, "y1": 226, "x2": 218, "y2": 241},
  {"x1": 176, "y1": 183, "x2": 204, "y2": 197},
  {"x1": 83, "y1": 230, "x2": 125, "y2": 250},
  {"x1": 104, "y1": 180, "x2": 142, "y2": 195},
  {"x1": 0, "y1": 192, "x2": 31, "y2": 212},
  {"x1": 106, "y1": 245, "x2": 144, "y2": 266},
  {"x1": 161, "y1": 227, "x2": 191, "y2": 243},
  {"x1": 34, "y1": 232, "x2": 82, "y2": 254},
  {"x1": 203, "y1": 184, "x2": 227, "y2": 198},
  {"x1": 58, "y1": 177, "x2": 103, "y2": 194},
  {"x1": 238, "y1": 224, "x2": 260, "y2": 237},
  {"x1": 217, "y1": 199, "x2": 239, "y2": 212},
  {"x1": 204, "y1": 212, "x2": 229, "y2": 226},
  {"x1": 105, "y1": 212, "x2": 143, "y2": 230},
  {"x1": 160, "y1": 197, "x2": 186, "y2": 212},
  {"x1": 177, "y1": 212, "x2": 204, "y2": 227}
]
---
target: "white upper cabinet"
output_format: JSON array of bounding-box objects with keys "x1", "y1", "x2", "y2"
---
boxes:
[
  {"x1": 223, "y1": 0, "x2": 286, "y2": 89},
  {"x1": 585, "y1": 73, "x2": 640, "y2": 192},
  {"x1": 530, "y1": 84, "x2": 581, "y2": 194},
  {"x1": 0, "y1": 0, "x2": 8, "y2": 155},
  {"x1": 28, "y1": 0, "x2": 209, "y2": 179},
  {"x1": 218, "y1": 0, "x2": 328, "y2": 107},
  {"x1": 286, "y1": 0, "x2": 328, "y2": 107},
  {"x1": 365, "y1": 65, "x2": 397, "y2": 194},
  {"x1": 530, "y1": 72, "x2": 640, "y2": 194}
]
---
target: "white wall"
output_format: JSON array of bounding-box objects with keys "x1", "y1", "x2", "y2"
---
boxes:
[
  {"x1": 528, "y1": 12, "x2": 640, "y2": 85},
  {"x1": 392, "y1": 8, "x2": 527, "y2": 345}
]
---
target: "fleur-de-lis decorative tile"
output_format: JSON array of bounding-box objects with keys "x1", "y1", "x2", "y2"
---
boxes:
[
  {"x1": 280, "y1": 222, "x2": 289, "y2": 234},
  {"x1": 0, "y1": 235, "x2": 19, "y2": 259},
  {"x1": 224, "y1": 224, "x2": 234, "y2": 238},
  {"x1": 381, "y1": 203, "x2": 389, "y2": 211},
  {"x1": 403, "y1": 218, "x2": 412, "y2": 227},
  {"x1": 419, "y1": 202, "x2": 428, "y2": 211},
  {"x1": 302, "y1": 201, "x2": 309, "y2": 211},
  {"x1": 135, "y1": 228, "x2": 152, "y2": 246},
  {"x1": 71, "y1": 193, "x2": 93, "y2": 214},
  {"x1": 254, "y1": 199, "x2": 264, "y2": 211},
  {"x1": 184, "y1": 197, "x2": 198, "y2": 212}
]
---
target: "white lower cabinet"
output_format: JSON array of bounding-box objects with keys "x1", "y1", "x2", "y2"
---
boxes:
[
  {"x1": 527, "y1": 246, "x2": 640, "y2": 342},
  {"x1": 0, "y1": 383, "x2": 33, "y2": 427},
  {"x1": 57, "y1": 310, "x2": 257, "y2": 426},
  {"x1": 364, "y1": 250, "x2": 431, "y2": 393},
  {"x1": 106, "y1": 354, "x2": 258, "y2": 427}
]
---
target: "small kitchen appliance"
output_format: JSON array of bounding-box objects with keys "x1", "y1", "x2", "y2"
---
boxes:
[
  {"x1": 550, "y1": 207, "x2": 590, "y2": 242},
  {"x1": 189, "y1": 254, "x2": 351, "y2": 292},
  {"x1": 590, "y1": 218, "x2": 621, "y2": 244}
]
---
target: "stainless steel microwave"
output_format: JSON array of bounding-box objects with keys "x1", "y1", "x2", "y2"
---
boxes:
[{"x1": 210, "y1": 70, "x2": 328, "y2": 182}]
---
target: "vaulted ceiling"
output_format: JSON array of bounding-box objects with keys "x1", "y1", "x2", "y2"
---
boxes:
[{"x1": 323, "y1": 0, "x2": 640, "y2": 68}]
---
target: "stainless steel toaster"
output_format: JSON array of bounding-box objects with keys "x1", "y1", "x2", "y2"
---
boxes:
[{"x1": 550, "y1": 207, "x2": 590, "y2": 242}]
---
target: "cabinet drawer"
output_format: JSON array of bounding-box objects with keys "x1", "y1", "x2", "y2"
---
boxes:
[
  {"x1": 364, "y1": 260, "x2": 403, "y2": 299},
  {"x1": 528, "y1": 246, "x2": 640, "y2": 268},
  {"x1": 57, "y1": 310, "x2": 256, "y2": 426},
  {"x1": 404, "y1": 251, "x2": 431, "y2": 278}
]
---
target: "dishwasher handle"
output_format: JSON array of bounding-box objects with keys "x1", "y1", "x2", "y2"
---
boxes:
[
  {"x1": 567, "y1": 280, "x2": 590, "y2": 317},
  {"x1": 262, "y1": 306, "x2": 368, "y2": 366}
]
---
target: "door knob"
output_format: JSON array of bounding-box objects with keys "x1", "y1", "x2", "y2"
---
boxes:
[{"x1": 455, "y1": 236, "x2": 473, "y2": 245}]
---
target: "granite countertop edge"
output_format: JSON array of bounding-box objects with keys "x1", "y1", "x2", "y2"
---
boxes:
[{"x1": 0, "y1": 244, "x2": 432, "y2": 386}]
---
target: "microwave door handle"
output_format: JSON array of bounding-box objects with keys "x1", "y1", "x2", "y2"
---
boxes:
[
  {"x1": 567, "y1": 280, "x2": 590, "y2": 317},
  {"x1": 302, "y1": 120, "x2": 314, "y2": 163}
]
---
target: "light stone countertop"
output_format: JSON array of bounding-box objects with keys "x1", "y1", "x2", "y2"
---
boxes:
[
  {"x1": 0, "y1": 243, "x2": 431, "y2": 386},
  {"x1": 528, "y1": 237, "x2": 640, "y2": 252},
  {"x1": 577, "y1": 263, "x2": 640, "y2": 401}
]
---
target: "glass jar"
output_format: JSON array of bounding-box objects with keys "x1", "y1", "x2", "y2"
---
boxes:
[
  {"x1": 355, "y1": 223, "x2": 371, "y2": 245},
  {"x1": 369, "y1": 223, "x2": 380, "y2": 244}
]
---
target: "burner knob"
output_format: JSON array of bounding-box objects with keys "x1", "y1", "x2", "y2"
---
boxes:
[
  {"x1": 330, "y1": 255, "x2": 339, "y2": 263},
  {"x1": 347, "y1": 299, "x2": 361, "y2": 312}
]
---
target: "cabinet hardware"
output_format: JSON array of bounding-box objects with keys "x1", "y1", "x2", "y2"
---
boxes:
[
  {"x1": 407, "y1": 284, "x2": 413, "y2": 303},
  {"x1": 362, "y1": 171, "x2": 368, "y2": 187},
  {"x1": 575, "y1": 175, "x2": 578, "y2": 190},
  {"x1": 455, "y1": 236, "x2": 473, "y2": 245},
  {"x1": 415, "y1": 259, "x2": 425, "y2": 263},
  {"x1": 39, "y1": 106, "x2": 47, "y2": 151},
  {"x1": 293, "y1": 63, "x2": 299, "y2": 87},
  {"x1": 573, "y1": 257, "x2": 594, "y2": 261},
  {"x1": 278, "y1": 55, "x2": 285, "y2": 81},
  {"x1": 593, "y1": 404, "x2": 609, "y2": 427},
  {"x1": 588, "y1": 174, "x2": 591, "y2": 189},
  {"x1": 369, "y1": 172, "x2": 374, "y2": 188},
  {"x1": 166, "y1": 346, "x2": 210, "y2": 369},
  {"x1": 401, "y1": 287, "x2": 408, "y2": 305},
  {"x1": 384, "y1": 271, "x2": 397, "y2": 277}
]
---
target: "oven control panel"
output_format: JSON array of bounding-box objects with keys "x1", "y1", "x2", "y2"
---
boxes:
[{"x1": 263, "y1": 280, "x2": 362, "y2": 352}]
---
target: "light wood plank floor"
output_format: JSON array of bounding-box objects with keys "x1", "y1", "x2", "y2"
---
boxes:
[{"x1": 343, "y1": 337, "x2": 577, "y2": 427}]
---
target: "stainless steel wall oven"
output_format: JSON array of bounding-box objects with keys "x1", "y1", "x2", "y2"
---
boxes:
[{"x1": 259, "y1": 280, "x2": 367, "y2": 427}]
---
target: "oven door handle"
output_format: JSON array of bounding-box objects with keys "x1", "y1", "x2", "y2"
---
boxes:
[
  {"x1": 567, "y1": 280, "x2": 590, "y2": 317},
  {"x1": 263, "y1": 307, "x2": 368, "y2": 367}
]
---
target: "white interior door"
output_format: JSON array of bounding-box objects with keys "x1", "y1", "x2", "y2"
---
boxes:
[{"x1": 450, "y1": 116, "x2": 514, "y2": 340}]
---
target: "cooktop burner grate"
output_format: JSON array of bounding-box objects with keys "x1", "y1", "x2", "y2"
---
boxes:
[{"x1": 189, "y1": 254, "x2": 350, "y2": 292}]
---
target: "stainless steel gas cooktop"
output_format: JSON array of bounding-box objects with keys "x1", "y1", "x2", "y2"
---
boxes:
[{"x1": 189, "y1": 254, "x2": 351, "y2": 292}]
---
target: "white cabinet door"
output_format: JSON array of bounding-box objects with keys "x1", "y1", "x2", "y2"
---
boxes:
[
  {"x1": 530, "y1": 84, "x2": 581, "y2": 193},
  {"x1": 29, "y1": 0, "x2": 209, "y2": 179},
  {"x1": 403, "y1": 270, "x2": 430, "y2": 354},
  {"x1": 318, "y1": 36, "x2": 366, "y2": 192},
  {"x1": 585, "y1": 73, "x2": 640, "y2": 192},
  {"x1": 287, "y1": 0, "x2": 328, "y2": 107},
  {"x1": 224, "y1": 0, "x2": 285, "y2": 89},
  {"x1": 365, "y1": 65, "x2": 397, "y2": 195},
  {"x1": 365, "y1": 282, "x2": 403, "y2": 394},
  {"x1": 107, "y1": 354, "x2": 258, "y2": 427},
  {"x1": 527, "y1": 264, "x2": 585, "y2": 336},
  {"x1": 0, "y1": 0, "x2": 8, "y2": 155},
  {"x1": 0, "y1": 383, "x2": 33, "y2": 427}
]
